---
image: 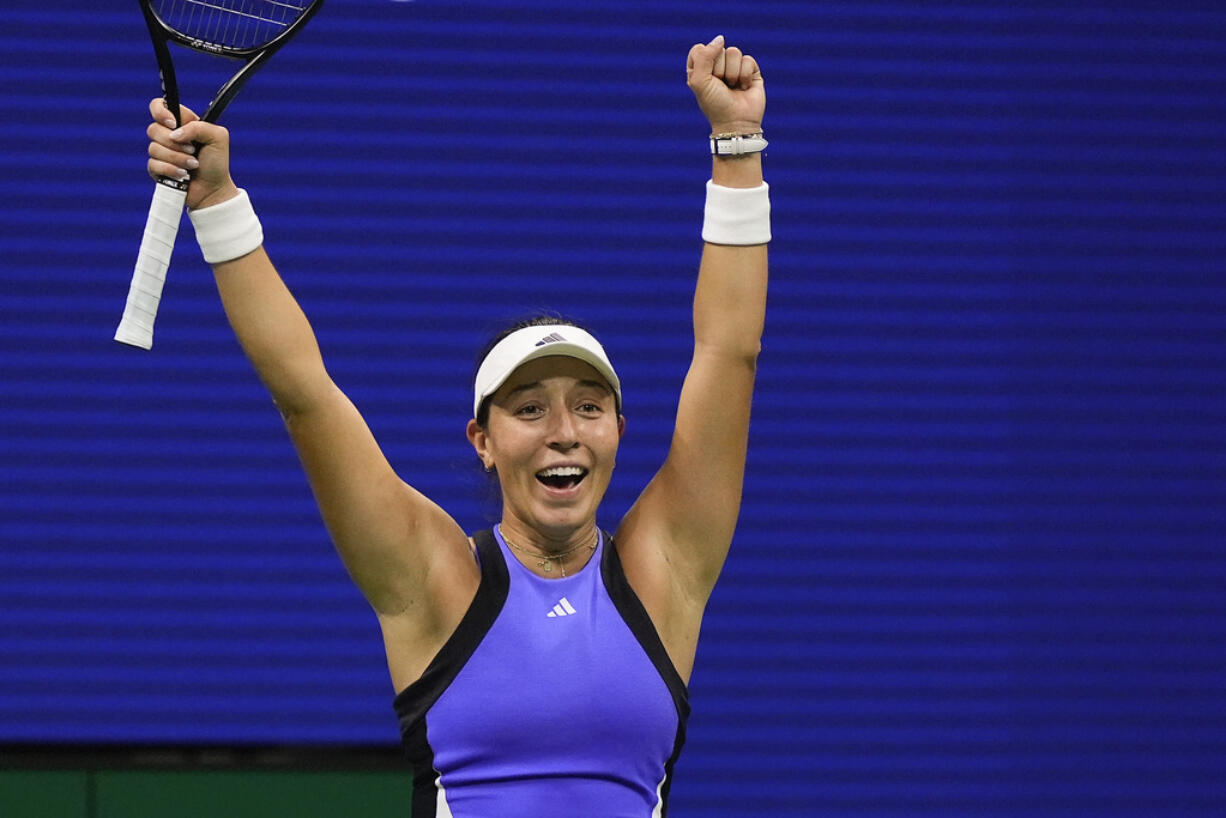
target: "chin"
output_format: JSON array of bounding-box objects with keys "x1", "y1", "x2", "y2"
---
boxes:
[{"x1": 531, "y1": 495, "x2": 601, "y2": 532}]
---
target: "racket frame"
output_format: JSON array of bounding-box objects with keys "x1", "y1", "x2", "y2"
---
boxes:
[
  {"x1": 115, "y1": 0, "x2": 325, "y2": 349},
  {"x1": 140, "y1": 0, "x2": 327, "y2": 126}
]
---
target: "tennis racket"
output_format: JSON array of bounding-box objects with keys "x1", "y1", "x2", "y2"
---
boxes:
[{"x1": 115, "y1": 0, "x2": 326, "y2": 350}]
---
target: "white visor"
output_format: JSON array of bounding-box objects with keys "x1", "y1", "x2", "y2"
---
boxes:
[{"x1": 473, "y1": 324, "x2": 621, "y2": 418}]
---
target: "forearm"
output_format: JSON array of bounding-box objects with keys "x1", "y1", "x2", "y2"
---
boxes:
[
  {"x1": 212, "y1": 246, "x2": 330, "y2": 416},
  {"x1": 694, "y1": 155, "x2": 768, "y2": 361},
  {"x1": 711, "y1": 152, "x2": 762, "y2": 189},
  {"x1": 181, "y1": 177, "x2": 330, "y2": 415}
]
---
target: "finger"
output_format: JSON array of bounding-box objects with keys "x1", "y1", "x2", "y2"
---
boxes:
[
  {"x1": 712, "y1": 41, "x2": 726, "y2": 79},
  {"x1": 687, "y1": 34, "x2": 723, "y2": 82},
  {"x1": 147, "y1": 147, "x2": 193, "y2": 183},
  {"x1": 722, "y1": 46, "x2": 743, "y2": 87},
  {"x1": 739, "y1": 54, "x2": 762, "y2": 90},
  {"x1": 147, "y1": 142, "x2": 196, "y2": 182},
  {"x1": 148, "y1": 162, "x2": 191, "y2": 184},
  {"x1": 166, "y1": 119, "x2": 228, "y2": 152},
  {"x1": 148, "y1": 98, "x2": 201, "y2": 128},
  {"x1": 150, "y1": 98, "x2": 177, "y2": 129},
  {"x1": 148, "y1": 140, "x2": 198, "y2": 171},
  {"x1": 146, "y1": 120, "x2": 195, "y2": 156}
]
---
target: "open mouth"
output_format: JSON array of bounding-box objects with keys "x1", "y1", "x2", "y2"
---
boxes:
[{"x1": 535, "y1": 466, "x2": 588, "y2": 491}]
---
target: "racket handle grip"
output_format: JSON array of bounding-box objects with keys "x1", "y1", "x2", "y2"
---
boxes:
[{"x1": 115, "y1": 181, "x2": 188, "y2": 349}]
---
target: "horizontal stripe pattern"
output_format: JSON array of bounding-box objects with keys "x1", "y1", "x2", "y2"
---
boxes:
[{"x1": 1, "y1": 0, "x2": 1224, "y2": 815}]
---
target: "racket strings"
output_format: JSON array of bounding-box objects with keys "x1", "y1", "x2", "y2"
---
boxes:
[{"x1": 152, "y1": 0, "x2": 312, "y2": 50}]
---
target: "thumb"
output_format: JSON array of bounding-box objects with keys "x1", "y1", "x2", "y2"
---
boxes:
[
  {"x1": 174, "y1": 103, "x2": 202, "y2": 127},
  {"x1": 686, "y1": 34, "x2": 724, "y2": 83},
  {"x1": 169, "y1": 118, "x2": 227, "y2": 149}
]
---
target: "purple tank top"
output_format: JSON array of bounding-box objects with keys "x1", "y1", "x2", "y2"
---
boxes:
[{"x1": 394, "y1": 528, "x2": 689, "y2": 817}]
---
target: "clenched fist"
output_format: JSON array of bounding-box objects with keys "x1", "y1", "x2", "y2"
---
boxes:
[{"x1": 687, "y1": 35, "x2": 766, "y2": 136}]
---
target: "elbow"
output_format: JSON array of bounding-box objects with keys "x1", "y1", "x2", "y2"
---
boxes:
[
  {"x1": 733, "y1": 347, "x2": 760, "y2": 376},
  {"x1": 693, "y1": 308, "x2": 763, "y2": 369},
  {"x1": 696, "y1": 338, "x2": 761, "y2": 372},
  {"x1": 268, "y1": 370, "x2": 339, "y2": 425},
  {"x1": 743, "y1": 340, "x2": 762, "y2": 370},
  {"x1": 274, "y1": 394, "x2": 307, "y2": 424}
]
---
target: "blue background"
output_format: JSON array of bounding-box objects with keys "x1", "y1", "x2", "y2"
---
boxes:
[{"x1": 2, "y1": 2, "x2": 1225, "y2": 815}]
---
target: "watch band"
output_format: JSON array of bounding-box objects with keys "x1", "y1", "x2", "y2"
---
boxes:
[{"x1": 710, "y1": 133, "x2": 768, "y2": 156}]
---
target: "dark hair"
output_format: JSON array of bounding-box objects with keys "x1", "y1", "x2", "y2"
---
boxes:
[{"x1": 472, "y1": 312, "x2": 593, "y2": 427}]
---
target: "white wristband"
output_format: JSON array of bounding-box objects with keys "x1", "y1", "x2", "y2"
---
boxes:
[
  {"x1": 701, "y1": 180, "x2": 771, "y2": 245},
  {"x1": 188, "y1": 188, "x2": 264, "y2": 264}
]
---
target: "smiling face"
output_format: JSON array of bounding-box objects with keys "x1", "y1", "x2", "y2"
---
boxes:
[{"x1": 467, "y1": 356, "x2": 624, "y2": 547}]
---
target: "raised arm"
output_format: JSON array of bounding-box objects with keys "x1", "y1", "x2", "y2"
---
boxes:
[
  {"x1": 619, "y1": 37, "x2": 768, "y2": 609},
  {"x1": 144, "y1": 101, "x2": 475, "y2": 624}
]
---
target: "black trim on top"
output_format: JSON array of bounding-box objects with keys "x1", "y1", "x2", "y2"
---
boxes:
[
  {"x1": 392, "y1": 530, "x2": 509, "y2": 818},
  {"x1": 600, "y1": 533, "x2": 692, "y2": 817}
]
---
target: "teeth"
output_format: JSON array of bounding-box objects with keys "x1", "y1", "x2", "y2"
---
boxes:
[{"x1": 538, "y1": 466, "x2": 585, "y2": 478}]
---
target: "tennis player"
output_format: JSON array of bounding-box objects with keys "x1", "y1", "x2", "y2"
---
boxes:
[{"x1": 145, "y1": 34, "x2": 768, "y2": 817}]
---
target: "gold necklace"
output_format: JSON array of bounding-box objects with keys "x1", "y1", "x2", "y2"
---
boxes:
[{"x1": 499, "y1": 526, "x2": 598, "y2": 577}]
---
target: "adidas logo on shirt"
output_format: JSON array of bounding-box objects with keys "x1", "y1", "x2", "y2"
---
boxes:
[
  {"x1": 534, "y1": 332, "x2": 567, "y2": 347},
  {"x1": 546, "y1": 597, "x2": 578, "y2": 618}
]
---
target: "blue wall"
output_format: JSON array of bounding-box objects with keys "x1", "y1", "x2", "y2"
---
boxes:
[{"x1": 2, "y1": 2, "x2": 1224, "y2": 815}]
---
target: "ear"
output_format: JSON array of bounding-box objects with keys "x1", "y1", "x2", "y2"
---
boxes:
[
  {"x1": 617, "y1": 414, "x2": 626, "y2": 439},
  {"x1": 466, "y1": 419, "x2": 494, "y2": 471}
]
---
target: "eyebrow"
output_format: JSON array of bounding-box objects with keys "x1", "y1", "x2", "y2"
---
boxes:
[{"x1": 577, "y1": 379, "x2": 613, "y2": 394}]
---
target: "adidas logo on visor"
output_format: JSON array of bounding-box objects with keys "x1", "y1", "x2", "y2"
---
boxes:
[{"x1": 535, "y1": 332, "x2": 567, "y2": 347}]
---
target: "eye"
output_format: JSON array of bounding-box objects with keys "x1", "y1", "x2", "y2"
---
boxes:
[
  {"x1": 577, "y1": 401, "x2": 603, "y2": 414},
  {"x1": 515, "y1": 403, "x2": 544, "y2": 417}
]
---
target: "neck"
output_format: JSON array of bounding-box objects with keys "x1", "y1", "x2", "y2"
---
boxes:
[
  {"x1": 497, "y1": 522, "x2": 600, "y2": 578},
  {"x1": 498, "y1": 518, "x2": 599, "y2": 555}
]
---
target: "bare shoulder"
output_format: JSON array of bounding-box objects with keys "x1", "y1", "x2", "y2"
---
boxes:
[
  {"x1": 614, "y1": 513, "x2": 708, "y2": 685},
  {"x1": 378, "y1": 504, "x2": 482, "y2": 692}
]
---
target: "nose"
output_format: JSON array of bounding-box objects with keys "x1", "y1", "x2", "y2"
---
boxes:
[{"x1": 547, "y1": 408, "x2": 580, "y2": 451}]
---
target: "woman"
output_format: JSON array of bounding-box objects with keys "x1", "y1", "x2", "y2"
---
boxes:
[{"x1": 145, "y1": 34, "x2": 768, "y2": 817}]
